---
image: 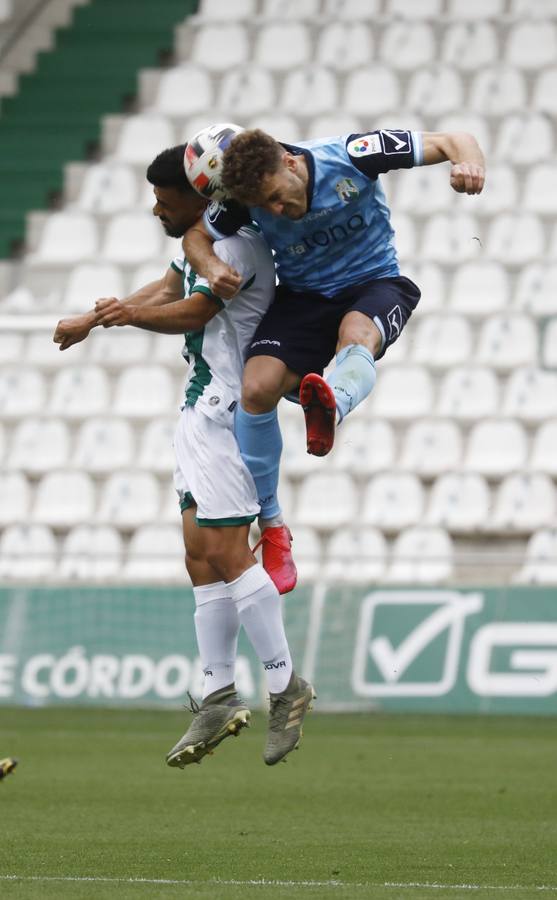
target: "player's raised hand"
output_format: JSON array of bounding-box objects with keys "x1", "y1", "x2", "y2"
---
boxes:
[
  {"x1": 206, "y1": 257, "x2": 242, "y2": 300},
  {"x1": 53, "y1": 314, "x2": 94, "y2": 350},
  {"x1": 450, "y1": 162, "x2": 485, "y2": 195},
  {"x1": 95, "y1": 297, "x2": 132, "y2": 327}
]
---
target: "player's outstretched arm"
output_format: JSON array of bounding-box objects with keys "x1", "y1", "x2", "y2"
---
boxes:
[
  {"x1": 95, "y1": 292, "x2": 221, "y2": 335},
  {"x1": 53, "y1": 268, "x2": 184, "y2": 350},
  {"x1": 183, "y1": 221, "x2": 242, "y2": 300},
  {"x1": 421, "y1": 131, "x2": 485, "y2": 195}
]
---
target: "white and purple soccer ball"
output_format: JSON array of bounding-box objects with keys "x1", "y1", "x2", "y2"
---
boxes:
[{"x1": 184, "y1": 122, "x2": 244, "y2": 200}]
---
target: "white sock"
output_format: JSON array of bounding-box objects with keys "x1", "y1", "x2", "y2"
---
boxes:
[
  {"x1": 228, "y1": 564, "x2": 293, "y2": 693},
  {"x1": 193, "y1": 581, "x2": 240, "y2": 699}
]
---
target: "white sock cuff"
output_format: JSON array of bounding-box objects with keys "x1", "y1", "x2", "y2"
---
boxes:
[
  {"x1": 228, "y1": 564, "x2": 275, "y2": 602},
  {"x1": 193, "y1": 581, "x2": 229, "y2": 607}
]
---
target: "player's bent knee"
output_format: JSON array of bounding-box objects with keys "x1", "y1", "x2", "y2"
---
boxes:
[{"x1": 241, "y1": 373, "x2": 283, "y2": 413}]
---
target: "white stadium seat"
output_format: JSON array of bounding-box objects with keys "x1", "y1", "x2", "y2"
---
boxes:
[
  {"x1": 442, "y1": 22, "x2": 498, "y2": 70},
  {"x1": 262, "y1": 0, "x2": 321, "y2": 19},
  {"x1": 449, "y1": 0, "x2": 505, "y2": 18},
  {"x1": 0, "y1": 525, "x2": 57, "y2": 579},
  {"x1": 88, "y1": 329, "x2": 152, "y2": 369},
  {"x1": 530, "y1": 421, "x2": 557, "y2": 476},
  {"x1": 33, "y1": 471, "x2": 96, "y2": 527},
  {"x1": 489, "y1": 474, "x2": 557, "y2": 533},
  {"x1": 113, "y1": 365, "x2": 176, "y2": 418},
  {"x1": 32, "y1": 212, "x2": 98, "y2": 264},
  {"x1": 324, "y1": 528, "x2": 387, "y2": 584},
  {"x1": 380, "y1": 23, "x2": 436, "y2": 69},
  {"x1": 403, "y1": 263, "x2": 445, "y2": 313},
  {"x1": 152, "y1": 69, "x2": 213, "y2": 119},
  {"x1": 505, "y1": 22, "x2": 557, "y2": 69},
  {"x1": 437, "y1": 367, "x2": 499, "y2": 421},
  {"x1": 0, "y1": 331, "x2": 24, "y2": 364},
  {"x1": 392, "y1": 164, "x2": 453, "y2": 214},
  {"x1": 385, "y1": 526, "x2": 453, "y2": 584},
  {"x1": 468, "y1": 66, "x2": 526, "y2": 116},
  {"x1": 405, "y1": 66, "x2": 463, "y2": 117},
  {"x1": 449, "y1": 262, "x2": 509, "y2": 316},
  {"x1": 510, "y1": 0, "x2": 557, "y2": 15},
  {"x1": 62, "y1": 263, "x2": 125, "y2": 314},
  {"x1": 464, "y1": 420, "x2": 528, "y2": 478},
  {"x1": 503, "y1": 367, "x2": 557, "y2": 423},
  {"x1": 412, "y1": 315, "x2": 472, "y2": 369},
  {"x1": 0, "y1": 422, "x2": 4, "y2": 463},
  {"x1": 197, "y1": 0, "x2": 256, "y2": 19},
  {"x1": 27, "y1": 330, "x2": 88, "y2": 369},
  {"x1": 7, "y1": 419, "x2": 70, "y2": 474},
  {"x1": 96, "y1": 472, "x2": 160, "y2": 527},
  {"x1": 139, "y1": 418, "x2": 176, "y2": 473},
  {"x1": 386, "y1": 0, "x2": 442, "y2": 17},
  {"x1": 295, "y1": 472, "x2": 358, "y2": 530},
  {"x1": 469, "y1": 165, "x2": 518, "y2": 216},
  {"x1": 343, "y1": 67, "x2": 401, "y2": 116},
  {"x1": 279, "y1": 67, "x2": 338, "y2": 116},
  {"x1": 514, "y1": 264, "x2": 557, "y2": 316},
  {"x1": 281, "y1": 418, "x2": 323, "y2": 478},
  {"x1": 323, "y1": 0, "x2": 381, "y2": 17},
  {"x1": 0, "y1": 473, "x2": 31, "y2": 526},
  {"x1": 421, "y1": 213, "x2": 481, "y2": 264},
  {"x1": 255, "y1": 24, "x2": 311, "y2": 71},
  {"x1": 317, "y1": 23, "x2": 373, "y2": 71},
  {"x1": 289, "y1": 527, "x2": 322, "y2": 584},
  {"x1": 486, "y1": 214, "x2": 545, "y2": 265},
  {"x1": 426, "y1": 473, "x2": 490, "y2": 533},
  {"x1": 436, "y1": 113, "x2": 491, "y2": 156},
  {"x1": 371, "y1": 367, "x2": 434, "y2": 420},
  {"x1": 399, "y1": 420, "x2": 463, "y2": 477},
  {"x1": 329, "y1": 419, "x2": 396, "y2": 475},
  {"x1": 306, "y1": 115, "x2": 362, "y2": 140},
  {"x1": 362, "y1": 473, "x2": 425, "y2": 531},
  {"x1": 494, "y1": 115, "x2": 554, "y2": 165},
  {"x1": 101, "y1": 213, "x2": 163, "y2": 264},
  {"x1": 523, "y1": 165, "x2": 557, "y2": 215},
  {"x1": 476, "y1": 314, "x2": 538, "y2": 372},
  {"x1": 514, "y1": 529, "x2": 557, "y2": 585},
  {"x1": 49, "y1": 366, "x2": 110, "y2": 419},
  {"x1": 0, "y1": 368, "x2": 46, "y2": 419},
  {"x1": 532, "y1": 68, "x2": 557, "y2": 115},
  {"x1": 247, "y1": 115, "x2": 302, "y2": 144},
  {"x1": 123, "y1": 525, "x2": 185, "y2": 582},
  {"x1": 542, "y1": 319, "x2": 557, "y2": 368},
  {"x1": 59, "y1": 525, "x2": 123, "y2": 581},
  {"x1": 192, "y1": 25, "x2": 249, "y2": 71},
  {"x1": 76, "y1": 163, "x2": 138, "y2": 214},
  {"x1": 73, "y1": 418, "x2": 135, "y2": 473},
  {"x1": 218, "y1": 68, "x2": 276, "y2": 117}
]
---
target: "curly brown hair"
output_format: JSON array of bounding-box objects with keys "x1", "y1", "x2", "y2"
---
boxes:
[{"x1": 221, "y1": 129, "x2": 284, "y2": 205}]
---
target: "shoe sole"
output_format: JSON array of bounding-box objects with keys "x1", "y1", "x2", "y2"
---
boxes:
[
  {"x1": 166, "y1": 709, "x2": 251, "y2": 769},
  {"x1": 299, "y1": 374, "x2": 336, "y2": 457},
  {"x1": 264, "y1": 686, "x2": 316, "y2": 766}
]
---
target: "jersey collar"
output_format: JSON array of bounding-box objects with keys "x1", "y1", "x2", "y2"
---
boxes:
[{"x1": 280, "y1": 142, "x2": 315, "y2": 213}]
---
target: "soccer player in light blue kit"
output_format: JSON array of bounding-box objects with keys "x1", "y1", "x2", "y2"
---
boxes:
[{"x1": 184, "y1": 127, "x2": 485, "y2": 593}]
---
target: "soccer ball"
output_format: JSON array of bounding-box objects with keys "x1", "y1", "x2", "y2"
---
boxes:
[{"x1": 184, "y1": 122, "x2": 244, "y2": 200}]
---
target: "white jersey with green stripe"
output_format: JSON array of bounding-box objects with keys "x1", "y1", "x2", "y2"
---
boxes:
[{"x1": 171, "y1": 225, "x2": 275, "y2": 423}]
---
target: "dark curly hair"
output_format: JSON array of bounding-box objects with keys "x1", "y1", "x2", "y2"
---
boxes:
[
  {"x1": 221, "y1": 129, "x2": 284, "y2": 205},
  {"x1": 146, "y1": 144, "x2": 195, "y2": 193}
]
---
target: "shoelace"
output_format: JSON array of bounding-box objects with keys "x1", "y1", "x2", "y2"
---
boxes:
[
  {"x1": 253, "y1": 528, "x2": 292, "y2": 554},
  {"x1": 184, "y1": 692, "x2": 202, "y2": 715},
  {"x1": 268, "y1": 693, "x2": 292, "y2": 731}
]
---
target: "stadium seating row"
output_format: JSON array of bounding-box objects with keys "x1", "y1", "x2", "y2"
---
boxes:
[
  {"x1": 0, "y1": 416, "x2": 556, "y2": 479},
  {"x1": 1, "y1": 521, "x2": 556, "y2": 586},
  {"x1": 0, "y1": 469, "x2": 555, "y2": 534},
  {"x1": 20, "y1": 209, "x2": 557, "y2": 266},
  {"x1": 173, "y1": 21, "x2": 557, "y2": 72},
  {"x1": 4, "y1": 262, "x2": 557, "y2": 317},
  {"x1": 1, "y1": 364, "x2": 555, "y2": 422},
  {"x1": 194, "y1": 0, "x2": 557, "y2": 24}
]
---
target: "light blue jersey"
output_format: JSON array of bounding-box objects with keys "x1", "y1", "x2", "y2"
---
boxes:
[{"x1": 204, "y1": 129, "x2": 424, "y2": 298}]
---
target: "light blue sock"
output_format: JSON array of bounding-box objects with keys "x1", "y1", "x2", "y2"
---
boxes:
[
  {"x1": 325, "y1": 344, "x2": 376, "y2": 424},
  {"x1": 234, "y1": 404, "x2": 282, "y2": 519}
]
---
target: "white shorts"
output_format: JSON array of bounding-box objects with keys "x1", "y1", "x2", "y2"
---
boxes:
[{"x1": 173, "y1": 404, "x2": 259, "y2": 526}]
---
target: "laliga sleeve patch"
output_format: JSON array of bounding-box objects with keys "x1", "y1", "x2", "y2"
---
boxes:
[
  {"x1": 347, "y1": 133, "x2": 382, "y2": 158},
  {"x1": 379, "y1": 130, "x2": 412, "y2": 155}
]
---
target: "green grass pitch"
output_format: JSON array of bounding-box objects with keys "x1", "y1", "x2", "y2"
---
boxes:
[{"x1": 1, "y1": 708, "x2": 556, "y2": 899}]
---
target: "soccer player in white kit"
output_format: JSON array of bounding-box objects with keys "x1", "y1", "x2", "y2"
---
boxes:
[{"x1": 53, "y1": 145, "x2": 314, "y2": 767}]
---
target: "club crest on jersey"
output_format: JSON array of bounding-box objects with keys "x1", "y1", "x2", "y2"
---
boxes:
[
  {"x1": 380, "y1": 130, "x2": 411, "y2": 155},
  {"x1": 347, "y1": 134, "x2": 382, "y2": 158},
  {"x1": 335, "y1": 177, "x2": 359, "y2": 203}
]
